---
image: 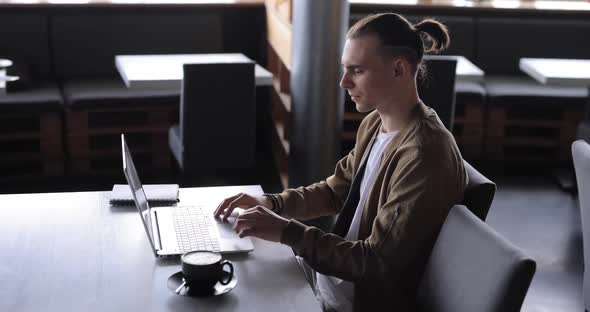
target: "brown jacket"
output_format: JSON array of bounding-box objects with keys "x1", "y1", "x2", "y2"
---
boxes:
[{"x1": 278, "y1": 102, "x2": 466, "y2": 311}]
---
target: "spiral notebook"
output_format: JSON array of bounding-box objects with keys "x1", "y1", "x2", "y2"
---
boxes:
[{"x1": 109, "y1": 184, "x2": 179, "y2": 205}]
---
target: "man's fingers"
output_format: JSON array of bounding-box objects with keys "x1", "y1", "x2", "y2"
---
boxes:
[
  {"x1": 221, "y1": 193, "x2": 251, "y2": 221},
  {"x1": 232, "y1": 205, "x2": 288, "y2": 243},
  {"x1": 242, "y1": 205, "x2": 272, "y2": 216},
  {"x1": 233, "y1": 219, "x2": 256, "y2": 238},
  {"x1": 237, "y1": 228, "x2": 255, "y2": 239},
  {"x1": 236, "y1": 207, "x2": 267, "y2": 220},
  {"x1": 233, "y1": 218, "x2": 258, "y2": 230},
  {"x1": 214, "y1": 193, "x2": 243, "y2": 217},
  {"x1": 223, "y1": 196, "x2": 245, "y2": 221},
  {"x1": 214, "y1": 195, "x2": 272, "y2": 219},
  {"x1": 223, "y1": 195, "x2": 256, "y2": 221}
]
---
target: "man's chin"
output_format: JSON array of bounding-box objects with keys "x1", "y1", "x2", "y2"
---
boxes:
[{"x1": 355, "y1": 103, "x2": 373, "y2": 113}]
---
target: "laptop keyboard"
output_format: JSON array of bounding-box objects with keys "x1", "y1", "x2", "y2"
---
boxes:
[{"x1": 172, "y1": 206, "x2": 221, "y2": 253}]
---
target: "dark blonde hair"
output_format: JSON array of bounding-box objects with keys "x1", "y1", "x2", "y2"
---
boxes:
[{"x1": 347, "y1": 13, "x2": 450, "y2": 75}]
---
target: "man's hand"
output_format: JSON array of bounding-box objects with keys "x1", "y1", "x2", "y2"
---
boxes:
[
  {"x1": 213, "y1": 193, "x2": 272, "y2": 222},
  {"x1": 232, "y1": 206, "x2": 290, "y2": 243}
]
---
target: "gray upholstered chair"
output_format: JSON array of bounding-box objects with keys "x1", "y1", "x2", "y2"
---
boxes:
[
  {"x1": 572, "y1": 139, "x2": 590, "y2": 311},
  {"x1": 417, "y1": 204, "x2": 536, "y2": 312},
  {"x1": 169, "y1": 61, "x2": 256, "y2": 175},
  {"x1": 462, "y1": 160, "x2": 496, "y2": 221}
]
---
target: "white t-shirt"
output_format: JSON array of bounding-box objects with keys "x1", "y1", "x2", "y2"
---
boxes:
[{"x1": 315, "y1": 129, "x2": 398, "y2": 312}]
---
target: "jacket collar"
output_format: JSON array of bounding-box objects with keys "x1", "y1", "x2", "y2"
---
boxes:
[
  {"x1": 360, "y1": 101, "x2": 431, "y2": 166},
  {"x1": 384, "y1": 101, "x2": 431, "y2": 158}
]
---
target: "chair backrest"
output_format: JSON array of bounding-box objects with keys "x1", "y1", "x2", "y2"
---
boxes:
[
  {"x1": 417, "y1": 205, "x2": 536, "y2": 312},
  {"x1": 418, "y1": 56, "x2": 457, "y2": 132},
  {"x1": 180, "y1": 62, "x2": 256, "y2": 172},
  {"x1": 462, "y1": 160, "x2": 496, "y2": 221},
  {"x1": 572, "y1": 139, "x2": 590, "y2": 310}
]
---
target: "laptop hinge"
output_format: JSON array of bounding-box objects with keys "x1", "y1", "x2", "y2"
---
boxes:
[{"x1": 151, "y1": 210, "x2": 163, "y2": 251}]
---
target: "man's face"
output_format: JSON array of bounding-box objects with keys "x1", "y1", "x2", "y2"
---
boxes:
[{"x1": 340, "y1": 35, "x2": 398, "y2": 113}]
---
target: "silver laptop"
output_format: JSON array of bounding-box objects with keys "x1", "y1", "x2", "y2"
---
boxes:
[{"x1": 121, "y1": 134, "x2": 254, "y2": 257}]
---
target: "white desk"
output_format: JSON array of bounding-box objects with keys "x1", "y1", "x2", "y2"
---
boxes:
[
  {"x1": 425, "y1": 55, "x2": 485, "y2": 83},
  {"x1": 520, "y1": 58, "x2": 590, "y2": 86},
  {"x1": 115, "y1": 54, "x2": 273, "y2": 89},
  {"x1": 0, "y1": 185, "x2": 320, "y2": 312},
  {"x1": 0, "y1": 58, "x2": 11, "y2": 69},
  {"x1": 116, "y1": 53, "x2": 480, "y2": 89},
  {"x1": 0, "y1": 58, "x2": 14, "y2": 95},
  {"x1": 0, "y1": 75, "x2": 19, "y2": 96}
]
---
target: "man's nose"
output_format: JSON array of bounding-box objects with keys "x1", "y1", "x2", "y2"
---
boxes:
[{"x1": 340, "y1": 74, "x2": 351, "y2": 89}]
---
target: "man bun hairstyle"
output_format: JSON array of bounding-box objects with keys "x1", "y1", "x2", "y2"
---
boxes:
[
  {"x1": 414, "y1": 19, "x2": 450, "y2": 54},
  {"x1": 348, "y1": 13, "x2": 451, "y2": 74}
]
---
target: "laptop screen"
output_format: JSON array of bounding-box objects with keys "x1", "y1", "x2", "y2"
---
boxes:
[{"x1": 121, "y1": 134, "x2": 156, "y2": 252}]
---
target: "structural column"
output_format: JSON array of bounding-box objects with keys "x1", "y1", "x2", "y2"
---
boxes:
[{"x1": 290, "y1": 0, "x2": 349, "y2": 187}]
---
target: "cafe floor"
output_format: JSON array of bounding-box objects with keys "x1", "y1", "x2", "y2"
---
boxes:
[{"x1": 486, "y1": 171, "x2": 583, "y2": 312}]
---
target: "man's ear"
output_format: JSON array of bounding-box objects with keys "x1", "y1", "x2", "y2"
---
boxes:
[
  {"x1": 392, "y1": 58, "x2": 407, "y2": 78},
  {"x1": 391, "y1": 57, "x2": 405, "y2": 78}
]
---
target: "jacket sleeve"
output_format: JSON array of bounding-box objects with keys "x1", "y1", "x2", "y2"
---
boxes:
[
  {"x1": 280, "y1": 142, "x2": 466, "y2": 282},
  {"x1": 276, "y1": 146, "x2": 356, "y2": 220}
]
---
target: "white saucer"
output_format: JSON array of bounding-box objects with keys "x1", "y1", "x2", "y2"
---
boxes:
[{"x1": 167, "y1": 271, "x2": 237, "y2": 297}]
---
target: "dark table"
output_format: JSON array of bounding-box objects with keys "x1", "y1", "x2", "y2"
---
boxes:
[{"x1": 0, "y1": 185, "x2": 320, "y2": 312}]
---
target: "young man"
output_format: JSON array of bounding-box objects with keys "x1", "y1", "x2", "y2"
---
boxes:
[{"x1": 214, "y1": 13, "x2": 466, "y2": 311}]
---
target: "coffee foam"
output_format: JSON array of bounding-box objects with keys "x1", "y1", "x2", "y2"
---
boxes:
[{"x1": 184, "y1": 251, "x2": 222, "y2": 266}]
